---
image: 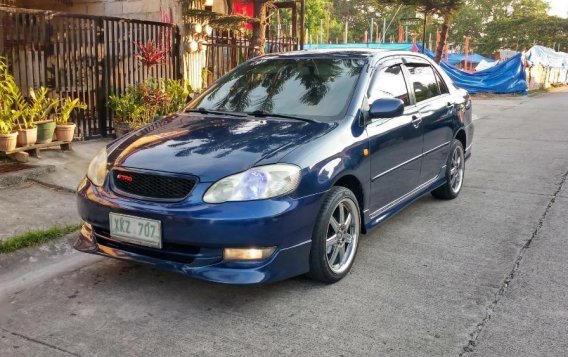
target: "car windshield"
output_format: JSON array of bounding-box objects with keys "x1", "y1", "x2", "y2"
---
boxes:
[{"x1": 188, "y1": 57, "x2": 366, "y2": 121}]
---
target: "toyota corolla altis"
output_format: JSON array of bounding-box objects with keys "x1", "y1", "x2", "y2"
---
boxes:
[{"x1": 75, "y1": 49, "x2": 474, "y2": 284}]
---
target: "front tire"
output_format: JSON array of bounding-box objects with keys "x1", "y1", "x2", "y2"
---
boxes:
[
  {"x1": 307, "y1": 187, "x2": 361, "y2": 284},
  {"x1": 431, "y1": 139, "x2": 465, "y2": 200}
]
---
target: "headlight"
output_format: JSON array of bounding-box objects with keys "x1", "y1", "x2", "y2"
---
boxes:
[
  {"x1": 86, "y1": 147, "x2": 108, "y2": 187},
  {"x1": 203, "y1": 164, "x2": 301, "y2": 203}
]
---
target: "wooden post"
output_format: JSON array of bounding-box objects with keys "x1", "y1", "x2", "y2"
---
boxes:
[
  {"x1": 382, "y1": 18, "x2": 386, "y2": 43},
  {"x1": 326, "y1": 12, "x2": 330, "y2": 43},
  {"x1": 398, "y1": 24, "x2": 403, "y2": 43},
  {"x1": 464, "y1": 36, "x2": 470, "y2": 71},
  {"x1": 369, "y1": 18, "x2": 374, "y2": 44},
  {"x1": 375, "y1": 25, "x2": 379, "y2": 43},
  {"x1": 319, "y1": 19, "x2": 323, "y2": 45}
]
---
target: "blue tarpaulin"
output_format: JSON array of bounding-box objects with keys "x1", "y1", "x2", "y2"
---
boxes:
[
  {"x1": 438, "y1": 53, "x2": 527, "y2": 94},
  {"x1": 303, "y1": 43, "x2": 527, "y2": 94},
  {"x1": 446, "y1": 53, "x2": 494, "y2": 66}
]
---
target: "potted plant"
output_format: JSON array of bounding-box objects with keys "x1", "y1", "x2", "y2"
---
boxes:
[
  {"x1": 159, "y1": 79, "x2": 192, "y2": 117},
  {"x1": 0, "y1": 99, "x2": 17, "y2": 152},
  {"x1": 0, "y1": 58, "x2": 18, "y2": 151},
  {"x1": 0, "y1": 119, "x2": 17, "y2": 152},
  {"x1": 108, "y1": 89, "x2": 145, "y2": 138},
  {"x1": 0, "y1": 57, "x2": 36, "y2": 147},
  {"x1": 14, "y1": 100, "x2": 37, "y2": 147},
  {"x1": 54, "y1": 97, "x2": 87, "y2": 142},
  {"x1": 31, "y1": 87, "x2": 58, "y2": 144}
]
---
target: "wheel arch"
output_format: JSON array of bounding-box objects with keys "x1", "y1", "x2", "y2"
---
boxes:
[
  {"x1": 333, "y1": 174, "x2": 367, "y2": 233},
  {"x1": 455, "y1": 128, "x2": 466, "y2": 150}
]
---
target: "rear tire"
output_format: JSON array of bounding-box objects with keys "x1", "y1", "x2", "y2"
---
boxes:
[
  {"x1": 307, "y1": 187, "x2": 361, "y2": 284},
  {"x1": 431, "y1": 139, "x2": 465, "y2": 200}
]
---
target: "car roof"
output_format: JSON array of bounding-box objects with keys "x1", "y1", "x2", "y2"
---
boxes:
[{"x1": 261, "y1": 48, "x2": 431, "y2": 62}]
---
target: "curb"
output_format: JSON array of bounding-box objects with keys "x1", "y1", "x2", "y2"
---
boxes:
[
  {"x1": 0, "y1": 232, "x2": 101, "y2": 301},
  {"x1": 0, "y1": 164, "x2": 56, "y2": 189}
]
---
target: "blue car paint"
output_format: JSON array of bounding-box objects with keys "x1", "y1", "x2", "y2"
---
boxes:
[{"x1": 75, "y1": 50, "x2": 473, "y2": 284}]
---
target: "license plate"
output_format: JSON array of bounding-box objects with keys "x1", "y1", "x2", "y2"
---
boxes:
[{"x1": 109, "y1": 213, "x2": 162, "y2": 249}]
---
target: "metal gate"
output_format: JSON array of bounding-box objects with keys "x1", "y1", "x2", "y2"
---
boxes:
[{"x1": 0, "y1": 7, "x2": 181, "y2": 139}]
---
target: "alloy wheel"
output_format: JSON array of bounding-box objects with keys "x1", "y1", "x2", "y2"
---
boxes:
[
  {"x1": 325, "y1": 198, "x2": 360, "y2": 274},
  {"x1": 450, "y1": 145, "x2": 464, "y2": 193}
]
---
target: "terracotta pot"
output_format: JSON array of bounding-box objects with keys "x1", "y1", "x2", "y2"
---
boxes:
[
  {"x1": 36, "y1": 120, "x2": 56, "y2": 144},
  {"x1": 17, "y1": 127, "x2": 38, "y2": 147},
  {"x1": 0, "y1": 132, "x2": 18, "y2": 152},
  {"x1": 55, "y1": 124, "x2": 76, "y2": 142},
  {"x1": 114, "y1": 122, "x2": 133, "y2": 138}
]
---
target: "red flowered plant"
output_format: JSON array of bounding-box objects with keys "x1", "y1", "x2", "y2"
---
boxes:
[{"x1": 134, "y1": 40, "x2": 169, "y2": 68}]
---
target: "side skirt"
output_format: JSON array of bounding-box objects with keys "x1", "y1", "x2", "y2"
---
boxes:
[{"x1": 363, "y1": 175, "x2": 447, "y2": 232}]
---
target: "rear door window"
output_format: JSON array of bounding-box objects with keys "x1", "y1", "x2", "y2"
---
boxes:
[
  {"x1": 405, "y1": 63, "x2": 441, "y2": 103},
  {"x1": 368, "y1": 64, "x2": 410, "y2": 106}
]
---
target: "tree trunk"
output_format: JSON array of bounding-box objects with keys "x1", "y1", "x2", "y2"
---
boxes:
[
  {"x1": 226, "y1": 0, "x2": 233, "y2": 13},
  {"x1": 249, "y1": 0, "x2": 268, "y2": 57},
  {"x1": 435, "y1": 13, "x2": 451, "y2": 64}
]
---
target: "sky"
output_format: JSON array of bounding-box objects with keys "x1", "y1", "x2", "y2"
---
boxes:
[{"x1": 546, "y1": 0, "x2": 568, "y2": 18}]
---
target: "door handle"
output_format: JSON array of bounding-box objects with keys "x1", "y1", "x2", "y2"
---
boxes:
[{"x1": 411, "y1": 115, "x2": 422, "y2": 128}]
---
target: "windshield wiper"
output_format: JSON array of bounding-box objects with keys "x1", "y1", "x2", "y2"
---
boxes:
[
  {"x1": 185, "y1": 108, "x2": 247, "y2": 118},
  {"x1": 244, "y1": 110, "x2": 316, "y2": 123}
]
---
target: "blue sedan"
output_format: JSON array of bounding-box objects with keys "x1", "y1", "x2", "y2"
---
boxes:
[{"x1": 75, "y1": 49, "x2": 474, "y2": 284}]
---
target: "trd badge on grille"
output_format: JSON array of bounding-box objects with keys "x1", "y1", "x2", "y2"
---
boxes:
[{"x1": 116, "y1": 174, "x2": 133, "y2": 182}]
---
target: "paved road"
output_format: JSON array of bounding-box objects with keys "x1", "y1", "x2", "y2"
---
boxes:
[{"x1": 1, "y1": 90, "x2": 568, "y2": 356}]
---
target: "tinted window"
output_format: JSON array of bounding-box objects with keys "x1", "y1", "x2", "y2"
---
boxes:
[
  {"x1": 405, "y1": 64, "x2": 441, "y2": 103},
  {"x1": 188, "y1": 58, "x2": 366, "y2": 121},
  {"x1": 369, "y1": 65, "x2": 410, "y2": 106},
  {"x1": 435, "y1": 69, "x2": 449, "y2": 94}
]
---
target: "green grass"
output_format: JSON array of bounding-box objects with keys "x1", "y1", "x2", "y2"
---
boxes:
[{"x1": 0, "y1": 224, "x2": 81, "y2": 254}]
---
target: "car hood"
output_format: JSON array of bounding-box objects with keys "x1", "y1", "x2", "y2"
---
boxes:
[{"x1": 108, "y1": 113, "x2": 333, "y2": 182}]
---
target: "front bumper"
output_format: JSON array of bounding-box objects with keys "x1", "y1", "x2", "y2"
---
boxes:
[{"x1": 75, "y1": 177, "x2": 324, "y2": 284}]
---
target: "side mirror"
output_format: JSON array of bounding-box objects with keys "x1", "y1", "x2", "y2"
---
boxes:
[{"x1": 368, "y1": 98, "x2": 405, "y2": 119}]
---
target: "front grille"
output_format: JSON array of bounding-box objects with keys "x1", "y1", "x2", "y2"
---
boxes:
[{"x1": 111, "y1": 169, "x2": 196, "y2": 201}]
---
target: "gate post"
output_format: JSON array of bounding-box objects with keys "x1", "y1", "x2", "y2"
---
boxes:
[
  {"x1": 95, "y1": 18, "x2": 107, "y2": 137},
  {"x1": 44, "y1": 13, "x2": 55, "y2": 90},
  {"x1": 172, "y1": 25, "x2": 182, "y2": 80}
]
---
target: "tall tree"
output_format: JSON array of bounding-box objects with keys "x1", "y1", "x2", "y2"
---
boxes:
[
  {"x1": 450, "y1": 0, "x2": 551, "y2": 53},
  {"x1": 248, "y1": 0, "x2": 270, "y2": 56},
  {"x1": 478, "y1": 15, "x2": 568, "y2": 53},
  {"x1": 332, "y1": 0, "x2": 395, "y2": 43},
  {"x1": 383, "y1": 0, "x2": 464, "y2": 62}
]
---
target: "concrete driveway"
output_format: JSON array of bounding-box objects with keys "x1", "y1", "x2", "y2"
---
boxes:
[{"x1": 1, "y1": 89, "x2": 568, "y2": 356}]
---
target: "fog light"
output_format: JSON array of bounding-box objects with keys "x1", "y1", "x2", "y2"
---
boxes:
[{"x1": 223, "y1": 247, "x2": 276, "y2": 261}]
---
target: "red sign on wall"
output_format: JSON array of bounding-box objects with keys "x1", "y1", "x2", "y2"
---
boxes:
[{"x1": 232, "y1": 0, "x2": 254, "y2": 30}]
